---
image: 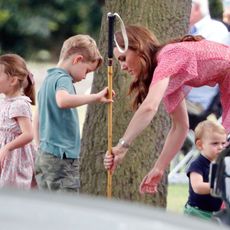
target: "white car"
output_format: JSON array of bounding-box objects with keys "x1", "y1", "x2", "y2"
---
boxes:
[{"x1": 0, "y1": 189, "x2": 228, "y2": 230}]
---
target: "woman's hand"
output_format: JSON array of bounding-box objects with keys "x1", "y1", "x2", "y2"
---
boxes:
[
  {"x1": 139, "y1": 167, "x2": 164, "y2": 194},
  {"x1": 139, "y1": 99, "x2": 188, "y2": 194},
  {"x1": 104, "y1": 145, "x2": 128, "y2": 172}
]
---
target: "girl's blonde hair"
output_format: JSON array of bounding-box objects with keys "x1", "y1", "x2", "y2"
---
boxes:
[
  {"x1": 0, "y1": 54, "x2": 35, "y2": 105},
  {"x1": 194, "y1": 120, "x2": 226, "y2": 142},
  {"x1": 59, "y1": 34, "x2": 103, "y2": 68}
]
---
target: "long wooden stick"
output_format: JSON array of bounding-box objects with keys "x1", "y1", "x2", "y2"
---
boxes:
[
  {"x1": 107, "y1": 13, "x2": 115, "y2": 198},
  {"x1": 107, "y1": 62, "x2": 113, "y2": 198},
  {"x1": 106, "y1": 12, "x2": 128, "y2": 198}
]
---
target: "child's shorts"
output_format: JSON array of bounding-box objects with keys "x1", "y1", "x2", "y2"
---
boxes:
[
  {"x1": 184, "y1": 203, "x2": 213, "y2": 220},
  {"x1": 35, "y1": 150, "x2": 80, "y2": 193}
]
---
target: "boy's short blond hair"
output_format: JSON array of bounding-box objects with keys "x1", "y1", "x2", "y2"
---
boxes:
[
  {"x1": 194, "y1": 120, "x2": 226, "y2": 142},
  {"x1": 59, "y1": 34, "x2": 103, "y2": 68}
]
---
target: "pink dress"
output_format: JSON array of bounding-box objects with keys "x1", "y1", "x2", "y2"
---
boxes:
[
  {"x1": 151, "y1": 39, "x2": 230, "y2": 132},
  {"x1": 0, "y1": 96, "x2": 36, "y2": 189}
]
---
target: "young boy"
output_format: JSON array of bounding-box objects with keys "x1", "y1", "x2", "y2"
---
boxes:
[
  {"x1": 34, "y1": 34, "x2": 112, "y2": 193},
  {"x1": 184, "y1": 120, "x2": 227, "y2": 220}
]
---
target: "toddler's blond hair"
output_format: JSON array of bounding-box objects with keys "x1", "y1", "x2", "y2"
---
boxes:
[{"x1": 194, "y1": 120, "x2": 226, "y2": 143}]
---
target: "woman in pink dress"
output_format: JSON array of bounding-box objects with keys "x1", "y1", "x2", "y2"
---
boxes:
[
  {"x1": 0, "y1": 54, "x2": 36, "y2": 189},
  {"x1": 104, "y1": 25, "x2": 230, "y2": 194}
]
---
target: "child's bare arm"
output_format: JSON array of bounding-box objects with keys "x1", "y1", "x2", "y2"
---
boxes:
[
  {"x1": 190, "y1": 172, "x2": 210, "y2": 194},
  {"x1": 55, "y1": 87, "x2": 113, "y2": 109},
  {"x1": 33, "y1": 108, "x2": 39, "y2": 148},
  {"x1": 6, "y1": 117, "x2": 33, "y2": 150},
  {"x1": 0, "y1": 117, "x2": 33, "y2": 164}
]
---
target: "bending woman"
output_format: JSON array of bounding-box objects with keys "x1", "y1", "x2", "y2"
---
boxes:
[{"x1": 104, "y1": 25, "x2": 230, "y2": 194}]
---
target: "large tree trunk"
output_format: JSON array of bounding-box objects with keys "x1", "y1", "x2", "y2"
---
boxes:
[{"x1": 80, "y1": 0, "x2": 191, "y2": 207}]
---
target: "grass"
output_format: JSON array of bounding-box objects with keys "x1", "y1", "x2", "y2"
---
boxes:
[{"x1": 167, "y1": 183, "x2": 188, "y2": 213}]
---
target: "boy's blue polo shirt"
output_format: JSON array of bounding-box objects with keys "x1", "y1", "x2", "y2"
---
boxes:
[{"x1": 38, "y1": 68, "x2": 80, "y2": 159}]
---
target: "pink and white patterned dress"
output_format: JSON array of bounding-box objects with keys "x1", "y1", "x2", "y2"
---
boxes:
[
  {"x1": 0, "y1": 96, "x2": 36, "y2": 189},
  {"x1": 151, "y1": 39, "x2": 230, "y2": 132}
]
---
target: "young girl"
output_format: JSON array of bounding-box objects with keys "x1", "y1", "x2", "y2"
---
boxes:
[{"x1": 0, "y1": 54, "x2": 36, "y2": 189}]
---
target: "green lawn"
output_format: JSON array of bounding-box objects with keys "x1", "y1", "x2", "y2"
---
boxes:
[{"x1": 167, "y1": 183, "x2": 188, "y2": 213}]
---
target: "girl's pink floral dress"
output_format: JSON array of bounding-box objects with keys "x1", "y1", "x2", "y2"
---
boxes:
[
  {"x1": 0, "y1": 96, "x2": 36, "y2": 189},
  {"x1": 151, "y1": 39, "x2": 230, "y2": 132}
]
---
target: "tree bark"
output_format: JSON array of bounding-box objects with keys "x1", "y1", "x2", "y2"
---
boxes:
[{"x1": 80, "y1": 0, "x2": 191, "y2": 207}]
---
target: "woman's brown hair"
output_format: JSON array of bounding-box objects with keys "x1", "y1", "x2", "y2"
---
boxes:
[
  {"x1": 115, "y1": 25, "x2": 203, "y2": 110},
  {"x1": 0, "y1": 54, "x2": 36, "y2": 105}
]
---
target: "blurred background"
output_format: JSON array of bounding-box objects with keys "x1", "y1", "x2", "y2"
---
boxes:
[
  {"x1": 0, "y1": 0, "x2": 104, "y2": 62},
  {"x1": 0, "y1": 0, "x2": 228, "y2": 62}
]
